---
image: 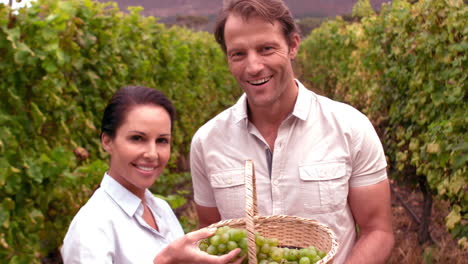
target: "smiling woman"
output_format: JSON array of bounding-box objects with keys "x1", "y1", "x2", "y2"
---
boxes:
[{"x1": 60, "y1": 86, "x2": 244, "y2": 264}]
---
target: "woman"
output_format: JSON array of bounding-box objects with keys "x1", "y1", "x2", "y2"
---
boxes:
[{"x1": 61, "y1": 86, "x2": 242, "y2": 264}]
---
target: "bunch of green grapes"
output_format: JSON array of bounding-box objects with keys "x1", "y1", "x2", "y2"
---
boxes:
[{"x1": 199, "y1": 226, "x2": 327, "y2": 264}]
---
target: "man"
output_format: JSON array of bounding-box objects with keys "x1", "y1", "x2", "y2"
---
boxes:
[{"x1": 190, "y1": 0, "x2": 394, "y2": 263}]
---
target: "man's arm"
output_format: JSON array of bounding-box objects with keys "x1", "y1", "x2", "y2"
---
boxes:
[
  {"x1": 345, "y1": 179, "x2": 394, "y2": 264},
  {"x1": 196, "y1": 204, "x2": 222, "y2": 228}
]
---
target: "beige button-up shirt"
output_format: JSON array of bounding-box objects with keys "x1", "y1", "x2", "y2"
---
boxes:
[{"x1": 190, "y1": 80, "x2": 387, "y2": 263}]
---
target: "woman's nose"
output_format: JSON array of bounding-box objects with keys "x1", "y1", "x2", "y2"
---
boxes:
[{"x1": 143, "y1": 143, "x2": 158, "y2": 160}]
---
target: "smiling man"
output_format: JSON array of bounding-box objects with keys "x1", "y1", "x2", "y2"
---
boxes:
[{"x1": 189, "y1": 0, "x2": 394, "y2": 263}]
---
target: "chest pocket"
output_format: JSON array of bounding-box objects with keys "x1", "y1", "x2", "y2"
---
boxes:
[
  {"x1": 299, "y1": 162, "x2": 349, "y2": 213},
  {"x1": 209, "y1": 169, "x2": 245, "y2": 219}
]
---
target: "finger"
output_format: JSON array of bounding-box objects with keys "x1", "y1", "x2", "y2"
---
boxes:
[
  {"x1": 217, "y1": 248, "x2": 241, "y2": 262},
  {"x1": 232, "y1": 255, "x2": 245, "y2": 264},
  {"x1": 184, "y1": 227, "x2": 217, "y2": 243}
]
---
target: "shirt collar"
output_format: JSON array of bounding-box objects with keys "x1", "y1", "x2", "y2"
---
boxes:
[
  {"x1": 232, "y1": 79, "x2": 313, "y2": 124},
  {"x1": 233, "y1": 93, "x2": 249, "y2": 125},
  {"x1": 100, "y1": 172, "x2": 143, "y2": 217},
  {"x1": 292, "y1": 79, "x2": 314, "y2": 121}
]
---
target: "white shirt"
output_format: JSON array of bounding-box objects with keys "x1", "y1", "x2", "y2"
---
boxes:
[
  {"x1": 61, "y1": 173, "x2": 184, "y2": 264},
  {"x1": 190, "y1": 80, "x2": 387, "y2": 264}
]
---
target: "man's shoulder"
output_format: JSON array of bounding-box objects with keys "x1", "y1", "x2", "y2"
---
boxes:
[
  {"x1": 312, "y1": 93, "x2": 364, "y2": 117},
  {"x1": 297, "y1": 80, "x2": 364, "y2": 119},
  {"x1": 193, "y1": 99, "x2": 245, "y2": 140}
]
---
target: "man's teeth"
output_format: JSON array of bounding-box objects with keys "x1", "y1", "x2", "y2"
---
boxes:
[
  {"x1": 136, "y1": 165, "x2": 154, "y2": 171},
  {"x1": 249, "y1": 77, "x2": 270, "y2": 85}
]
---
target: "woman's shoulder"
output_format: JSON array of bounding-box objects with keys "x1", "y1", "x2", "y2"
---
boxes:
[{"x1": 69, "y1": 188, "x2": 120, "y2": 229}]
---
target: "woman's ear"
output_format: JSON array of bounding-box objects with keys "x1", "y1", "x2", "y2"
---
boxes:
[{"x1": 101, "y1": 133, "x2": 113, "y2": 154}]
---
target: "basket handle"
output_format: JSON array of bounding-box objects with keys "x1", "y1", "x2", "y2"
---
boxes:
[{"x1": 244, "y1": 160, "x2": 258, "y2": 264}]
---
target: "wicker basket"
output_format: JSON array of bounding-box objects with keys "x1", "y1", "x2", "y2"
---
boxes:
[{"x1": 206, "y1": 160, "x2": 339, "y2": 264}]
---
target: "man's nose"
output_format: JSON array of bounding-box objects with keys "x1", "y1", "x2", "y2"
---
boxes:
[{"x1": 245, "y1": 53, "x2": 263, "y2": 75}]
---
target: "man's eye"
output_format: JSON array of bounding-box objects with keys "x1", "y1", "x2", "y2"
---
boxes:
[{"x1": 230, "y1": 52, "x2": 244, "y2": 58}]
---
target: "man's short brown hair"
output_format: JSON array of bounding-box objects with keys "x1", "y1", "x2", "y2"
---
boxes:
[{"x1": 214, "y1": 0, "x2": 300, "y2": 53}]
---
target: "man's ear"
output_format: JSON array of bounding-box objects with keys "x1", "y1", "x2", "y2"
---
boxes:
[
  {"x1": 288, "y1": 33, "x2": 301, "y2": 59},
  {"x1": 101, "y1": 133, "x2": 113, "y2": 154}
]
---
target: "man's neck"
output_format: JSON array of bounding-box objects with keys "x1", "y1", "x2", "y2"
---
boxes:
[{"x1": 248, "y1": 81, "x2": 299, "y2": 150}]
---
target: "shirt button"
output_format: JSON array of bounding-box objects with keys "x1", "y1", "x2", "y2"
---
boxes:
[{"x1": 273, "y1": 180, "x2": 279, "y2": 185}]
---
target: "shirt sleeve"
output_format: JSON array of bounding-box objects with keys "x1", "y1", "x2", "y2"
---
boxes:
[
  {"x1": 349, "y1": 111, "x2": 388, "y2": 187},
  {"x1": 190, "y1": 131, "x2": 217, "y2": 207},
  {"x1": 61, "y1": 215, "x2": 115, "y2": 264}
]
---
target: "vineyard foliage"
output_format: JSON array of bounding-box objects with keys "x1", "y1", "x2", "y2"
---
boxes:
[
  {"x1": 298, "y1": 0, "x2": 467, "y2": 244},
  {"x1": 0, "y1": 0, "x2": 240, "y2": 262},
  {"x1": 0, "y1": 0, "x2": 467, "y2": 262}
]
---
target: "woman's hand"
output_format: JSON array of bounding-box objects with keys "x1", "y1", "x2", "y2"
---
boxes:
[{"x1": 154, "y1": 228, "x2": 244, "y2": 264}]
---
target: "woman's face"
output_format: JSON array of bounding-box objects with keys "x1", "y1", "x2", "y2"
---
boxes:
[{"x1": 101, "y1": 104, "x2": 171, "y2": 199}]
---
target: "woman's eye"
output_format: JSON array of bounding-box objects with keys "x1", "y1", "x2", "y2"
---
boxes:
[
  {"x1": 130, "y1": 135, "x2": 143, "y2": 141},
  {"x1": 157, "y1": 138, "x2": 169, "y2": 144}
]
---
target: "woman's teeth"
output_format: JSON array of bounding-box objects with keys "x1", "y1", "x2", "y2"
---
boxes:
[{"x1": 135, "y1": 165, "x2": 154, "y2": 171}]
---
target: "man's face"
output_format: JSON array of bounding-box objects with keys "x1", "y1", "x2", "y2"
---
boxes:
[{"x1": 224, "y1": 14, "x2": 300, "y2": 109}]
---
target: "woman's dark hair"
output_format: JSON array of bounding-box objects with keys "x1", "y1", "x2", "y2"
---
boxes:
[
  {"x1": 101, "y1": 86, "x2": 175, "y2": 138},
  {"x1": 214, "y1": 0, "x2": 300, "y2": 53}
]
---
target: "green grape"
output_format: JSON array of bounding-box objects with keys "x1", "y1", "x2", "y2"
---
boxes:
[
  {"x1": 207, "y1": 244, "x2": 218, "y2": 255},
  {"x1": 259, "y1": 260, "x2": 269, "y2": 264},
  {"x1": 299, "y1": 257, "x2": 311, "y2": 264},
  {"x1": 299, "y1": 248, "x2": 313, "y2": 258},
  {"x1": 318, "y1": 250, "x2": 326, "y2": 258},
  {"x1": 229, "y1": 228, "x2": 247, "y2": 242},
  {"x1": 215, "y1": 226, "x2": 230, "y2": 236},
  {"x1": 219, "y1": 232, "x2": 230, "y2": 244},
  {"x1": 260, "y1": 243, "x2": 271, "y2": 254},
  {"x1": 227, "y1": 241, "x2": 238, "y2": 251},
  {"x1": 218, "y1": 243, "x2": 227, "y2": 254},
  {"x1": 267, "y1": 237, "x2": 279, "y2": 247},
  {"x1": 198, "y1": 241, "x2": 209, "y2": 251},
  {"x1": 256, "y1": 234, "x2": 267, "y2": 246},
  {"x1": 285, "y1": 248, "x2": 300, "y2": 261},
  {"x1": 210, "y1": 235, "x2": 221, "y2": 246},
  {"x1": 258, "y1": 252, "x2": 268, "y2": 260},
  {"x1": 307, "y1": 246, "x2": 318, "y2": 255},
  {"x1": 311, "y1": 255, "x2": 322, "y2": 263},
  {"x1": 270, "y1": 247, "x2": 284, "y2": 262},
  {"x1": 238, "y1": 237, "x2": 248, "y2": 250}
]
